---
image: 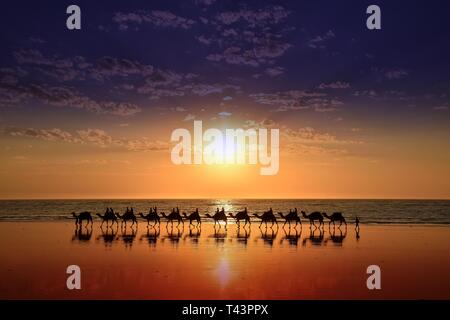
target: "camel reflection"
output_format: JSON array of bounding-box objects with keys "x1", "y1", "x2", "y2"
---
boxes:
[
  {"x1": 72, "y1": 224, "x2": 93, "y2": 243},
  {"x1": 280, "y1": 225, "x2": 302, "y2": 247},
  {"x1": 183, "y1": 225, "x2": 201, "y2": 245},
  {"x1": 140, "y1": 225, "x2": 160, "y2": 247},
  {"x1": 235, "y1": 225, "x2": 251, "y2": 246},
  {"x1": 302, "y1": 226, "x2": 324, "y2": 247},
  {"x1": 258, "y1": 226, "x2": 278, "y2": 247},
  {"x1": 325, "y1": 226, "x2": 347, "y2": 246},
  {"x1": 162, "y1": 224, "x2": 183, "y2": 245},
  {"x1": 120, "y1": 225, "x2": 137, "y2": 248},
  {"x1": 209, "y1": 225, "x2": 227, "y2": 245},
  {"x1": 96, "y1": 224, "x2": 119, "y2": 247}
]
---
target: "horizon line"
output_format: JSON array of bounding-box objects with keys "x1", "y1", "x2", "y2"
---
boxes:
[{"x1": 1, "y1": 197, "x2": 449, "y2": 201}]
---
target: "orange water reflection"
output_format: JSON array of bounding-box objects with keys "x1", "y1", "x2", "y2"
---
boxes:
[{"x1": 1, "y1": 222, "x2": 450, "y2": 299}]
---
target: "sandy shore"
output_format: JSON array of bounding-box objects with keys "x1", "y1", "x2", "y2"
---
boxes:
[{"x1": 0, "y1": 221, "x2": 450, "y2": 299}]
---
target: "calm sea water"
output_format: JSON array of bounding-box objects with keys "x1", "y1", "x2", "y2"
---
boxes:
[{"x1": 0, "y1": 199, "x2": 449, "y2": 224}]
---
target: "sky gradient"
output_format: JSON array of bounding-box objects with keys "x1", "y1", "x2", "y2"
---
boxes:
[{"x1": 0, "y1": 0, "x2": 449, "y2": 199}]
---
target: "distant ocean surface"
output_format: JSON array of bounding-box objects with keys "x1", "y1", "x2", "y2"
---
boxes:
[{"x1": 0, "y1": 199, "x2": 449, "y2": 224}]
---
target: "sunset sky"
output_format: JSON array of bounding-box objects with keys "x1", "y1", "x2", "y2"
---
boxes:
[{"x1": 0, "y1": 0, "x2": 449, "y2": 199}]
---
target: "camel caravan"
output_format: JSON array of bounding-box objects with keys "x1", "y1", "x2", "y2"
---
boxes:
[{"x1": 71, "y1": 206, "x2": 354, "y2": 229}]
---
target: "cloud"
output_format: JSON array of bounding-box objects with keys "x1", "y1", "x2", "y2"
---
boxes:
[
  {"x1": 308, "y1": 30, "x2": 335, "y2": 49},
  {"x1": 265, "y1": 66, "x2": 285, "y2": 77},
  {"x1": 243, "y1": 119, "x2": 360, "y2": 155},
  {"x1": 0, "y1": 82, "x2": 141, "y2": 116},
  {"x1": 183, "y1": 114, "x2": 196, "y2": 121},
  {"x1": 178, "y1": 83, "x2": 240, "y2": 96},
  {"x1": 215, "y1": 6, "x2": 290, "y2": 27},
  {"x1": 433, "y1": 105, "x2": 448, "y2": 111},
  {"x1": 113, "y1": 10, "x2": 195, "y2": 30},
  {"x1": 318, "y1": 81, "x2": 350, "y2": 89},
  {"x1": 250, "y1": 90, "x2": 341, "y2": 112},
  {"x1": 5, "y1": 127, "x2": 169, "y2": 152},
  {"x1": 384, "y1": 69, "x2": 408, "y2": 80},
  {"x1": 195, "y1": 0, "x2": 216, "y2": 6},
  {"x1": 218, "y1": 111, "x2": 232, "y2": 117}
]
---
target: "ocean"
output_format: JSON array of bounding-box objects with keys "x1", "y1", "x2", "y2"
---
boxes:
[{"x1": 0, "y1": 199, "x2": 449, "y2": 224}]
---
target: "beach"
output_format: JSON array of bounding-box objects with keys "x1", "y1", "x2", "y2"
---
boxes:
[{"x1": 1, "y1": 221, "x2": 450, "y2": 299}]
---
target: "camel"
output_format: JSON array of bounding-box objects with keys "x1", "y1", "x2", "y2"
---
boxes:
[
  {"x1": 161, "y1": 208, "x2": 183, "y2": 226},
  {"x1": 96, "y1": 208, "x2": 117, "y2": 226},
  {"x1": 278, "y1": 208, "x2": 301, "y2": 227},
  {"x1": 301, "y1": 210, "x2": 324, "y2": 228},
  {"x1": 182, "y1": 208, "x2": 201, "y2": 225},
  {"x1": 115, "y1": 208, "x2": 137, "y2": 226},
  {"x1": 139, "y1": 208, "x2": 160, "y2": 226},
  {"x1": 205, "y1": 207, "x2": 227, "y2": 227},
  {"x1": 71, "y1": 211, "x2": 93, "y2": 225},
  {"x1": 322, "y1": 212, "x2": 347, "y2": 227},
  {"x1": 253, "y1": 208, "x2": 277, "y2": 227},
  {"x1": 228, "y1": 207, "x2": 250, "y2": 226}
]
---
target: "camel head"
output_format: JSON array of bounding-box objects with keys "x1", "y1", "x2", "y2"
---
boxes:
[
  {"x1": 71, "y1": 212, "x2": 77, "y2": 217},
  {"x1": 182, "y1": 212, "x2": 188, "y2": 217},
  {"x1": 301, "y1": 210, "x2": 308, "y2": 218},
  {"x1": 228, "y1": 213, "x2": 235, "y2": 218},
  {"x1": 322, "y1": 212, "x2": 329, "y2": 218}
]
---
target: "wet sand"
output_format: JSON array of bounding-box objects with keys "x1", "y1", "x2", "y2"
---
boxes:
[{"x1": 1, "y1": 221, "x2": 450, "y2": 299}]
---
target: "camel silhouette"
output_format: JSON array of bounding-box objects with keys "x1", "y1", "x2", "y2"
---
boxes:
[
  {"x1": 115, "y1": 208, "x2": 137, "y2": 226},
  {"x1": 301, "y1": 210, "x2": 324, "y2": 228},
  {"x1": 278, "y1": 208, "x2": 301, "y2": 227},
  {"x1": 205, "y1": 207, "x2": 227, "y2": 228},
  {"x1": 229, "y1": 207, "x2": 250, "y2": 226},
  {"x1": 322, "y1": 212, "x2": 347, "y2": 227},
  {"x1": 96, "y1": 208, "x2": 117, "y2": 226},
  {"x1": 182, "y1": 208, "x2": 201, "y2": 226},
  {"x1": 161, "y1": 208, "x2": 183, "y2": 226},
  {"x1": 253, "y1": 208, "x2": 277, "y2": 227},
  {"x1": 139, "y1": 207, "x2": 160, "y2": 226},
  {"x1": 71, "y1": 211, "x2": 93, "y2": 225}
]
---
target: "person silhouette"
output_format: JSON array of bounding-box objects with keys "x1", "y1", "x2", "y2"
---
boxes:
[
  {"x1": 355, "y1": 216, "x2": 360, "y2": 229},
  {"x1": 130, "y1": 207, "x2": 134, "y2": 215}
]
